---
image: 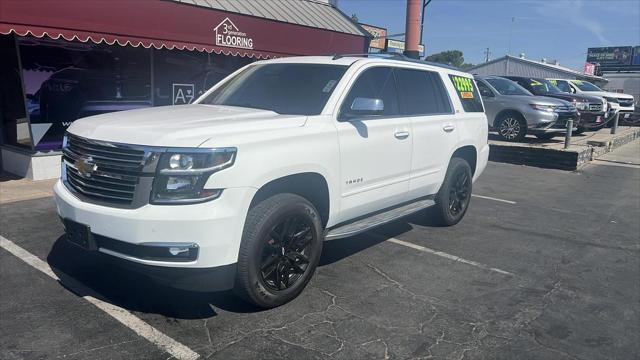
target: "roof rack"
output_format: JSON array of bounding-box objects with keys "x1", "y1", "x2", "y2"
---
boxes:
[{"x1": 329, "y1": 52, "x2": 462, "y2": 71}]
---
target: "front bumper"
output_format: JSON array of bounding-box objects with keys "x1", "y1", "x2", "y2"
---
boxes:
[
  {"x1": 526, "y1": 110, "x2": 580, "y2": 134},
  {"x1": 54, "y1": 180, "x2": 256, "y2": 290}
]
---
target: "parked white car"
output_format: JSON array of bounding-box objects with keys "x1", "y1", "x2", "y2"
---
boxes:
[
  {"x1": 549, "y1": 79, "x2": 635, "y2": 120},
  {"x1": 54, "y1": 56, "x2": 489, "y2": 308}
]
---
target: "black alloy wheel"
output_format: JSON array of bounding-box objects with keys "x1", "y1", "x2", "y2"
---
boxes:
[
  {"x1": 235, "y1": 193, "x2": 323, "y2": 308},
  {"x1": 260, "y1": 215, "x2": 314, "y2": 291},
  {"x1": 448, "y1": 168, "x2": 471, "y2": 217},
  {"x1": 432, "y1": 158, "x2": 473, "y2": 226}
]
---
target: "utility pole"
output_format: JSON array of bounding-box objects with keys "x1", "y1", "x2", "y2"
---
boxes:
[
  {"x1": 507, "y1": 17, "x2": 515, "y2": 55},
  {"x1": 403, "y1": 0, "x2": 422, "y2": 59},
  {"x1": 484, "y1": 47, "x2": 491, "y2": 63}
]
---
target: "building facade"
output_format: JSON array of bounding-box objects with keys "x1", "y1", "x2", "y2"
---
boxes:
[
  {"x1": 467, "y1": 55, "x2": 607, "y2": 85},
  {"x1": 0, "y1": 0, "x2": 369, "y2": 179}
]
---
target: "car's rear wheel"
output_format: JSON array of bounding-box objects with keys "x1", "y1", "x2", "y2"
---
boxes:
[
  {"x1": 432, "y1": 158, "x2": 473, "y2": 226},
  {"x1": 235, "y1": 193, "x2": 323, "y2": 308},
  {"x1": 496, "y1": 114, "x2": 527, "y2": 142}
]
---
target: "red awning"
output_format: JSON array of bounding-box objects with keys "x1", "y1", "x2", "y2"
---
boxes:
[{"x1": 0, "y1": 0, "x2": 367, "y2": 58}]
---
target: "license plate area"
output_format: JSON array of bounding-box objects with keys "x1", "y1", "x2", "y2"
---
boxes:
[{"x1": 64, "y1": 219, "x2": 97, "y2": 251}]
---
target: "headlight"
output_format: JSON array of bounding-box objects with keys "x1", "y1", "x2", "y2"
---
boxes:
[
  {"x1": 151, "y1": 148, "x2": 236, "y2": 204},
  {"x1": 530, "y1": 104, "x2": 556, "y2": 112},
  {"x1": 605, "y1": 96, "x2": 618, "y2": 104}
]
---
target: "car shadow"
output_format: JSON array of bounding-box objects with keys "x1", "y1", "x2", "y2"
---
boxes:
[
  {"x1": 46, "y1": 236, "x2": 260, "y2": 318},
  {"x1": 46, "y1": 211, "x2": 436, "y2": 319}
]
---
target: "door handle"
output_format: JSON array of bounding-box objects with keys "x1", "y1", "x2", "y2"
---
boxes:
[
  {"x1": 443, "y1": 124, "x2": 455, "y2": 132},
  {"x1": 394, "y1": 131, "x2": 410, "y2": 139}
]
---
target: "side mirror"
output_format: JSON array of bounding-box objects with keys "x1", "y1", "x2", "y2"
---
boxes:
[{"x1": 347, "y1": 97, "x2": 384, "y2": 117}]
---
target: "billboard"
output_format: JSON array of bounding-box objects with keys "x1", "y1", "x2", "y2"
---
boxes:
[
  {"x1": 359, "y1": 23, "x2": 387, "y2": 50},
  {"x1": 586, "y1": 46, "x2": 635, "y2": 70}
]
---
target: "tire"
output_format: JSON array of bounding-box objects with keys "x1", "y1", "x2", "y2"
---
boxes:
[
  {"x1": 234, "y1": 193, "x2": 323, "y2": 308},
  {"x1": 535, "y1": 133, "x2": 557, "y2": 140},
  {"x1": 496, "y1": 113, "x2": 527, "y2": 142},
  {"x1": 432, "y1": 158, "x2": 473, "y2": 227}
]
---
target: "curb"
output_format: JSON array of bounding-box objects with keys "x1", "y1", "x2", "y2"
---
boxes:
[{"x1": 489, "y1": 128, "x2": 640, "y2": 171}]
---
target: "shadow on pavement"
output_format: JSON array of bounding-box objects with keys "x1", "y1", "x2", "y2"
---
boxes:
[
  {"x1": 46, "y1": 236, "x2": 258, "y2": 318},
  {"x1": 45, "y1": 210, "x2": 440, "y2": 319}
]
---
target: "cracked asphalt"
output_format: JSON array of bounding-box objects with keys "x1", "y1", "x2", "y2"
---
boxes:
[{"x1": 1, "y1": 141, "x2": 639, "y2": 360}]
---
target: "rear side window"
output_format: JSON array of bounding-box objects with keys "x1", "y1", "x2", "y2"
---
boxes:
[
  {"x1": 395, "y1": 69, "x2": 452, "y2": 115},
  {"x1": 340, "y1": 67, "x2": 400, "y2": 118},
  {"x1": 448, "y1": 75, "x2": 484, "y2": 112}
]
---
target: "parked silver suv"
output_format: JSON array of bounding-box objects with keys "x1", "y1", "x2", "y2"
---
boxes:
[{"x1": 474, "y1": 75, "x2": 579, "y2": 141}]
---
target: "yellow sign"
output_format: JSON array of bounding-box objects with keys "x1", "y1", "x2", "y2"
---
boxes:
[{"x1": 450, "y1": 75, "x2": 475, "y2": 98}]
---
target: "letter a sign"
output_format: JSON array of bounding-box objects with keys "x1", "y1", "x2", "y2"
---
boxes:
[{"x1": 173, "y1": 84, "x2": 195, "y2": 105}]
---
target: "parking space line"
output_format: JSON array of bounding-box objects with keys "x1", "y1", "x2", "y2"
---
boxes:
[
  {"x1": 472, "y1": 194, "x2": 517, "y2": 204},
  {"x1": 0, "y1": 235, "x2": 200, "y2": 360},
  {"x1": 380, "y1": 235, "x2": 515, "y2": 276}
]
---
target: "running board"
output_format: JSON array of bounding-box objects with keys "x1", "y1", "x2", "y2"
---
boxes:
[{"x1": 325, "y1": 198, "x2": 436, "y2": 240}]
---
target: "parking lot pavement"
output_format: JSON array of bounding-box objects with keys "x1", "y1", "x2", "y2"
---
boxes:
[{"x1": 1, "y1": 142, "x2": 639, "y2": 360}]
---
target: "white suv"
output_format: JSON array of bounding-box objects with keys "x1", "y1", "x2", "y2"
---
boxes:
[
  {"x1": 54, "y1": 56, "x2": 489, "y2": 308},
  {"x1": 549, "y1": 79, "x2": 635, "y2": 120}
]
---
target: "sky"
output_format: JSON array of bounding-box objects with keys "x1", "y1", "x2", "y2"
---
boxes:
[{"x1": 338, "y1": 0, "x2": 640, "y2": 71}]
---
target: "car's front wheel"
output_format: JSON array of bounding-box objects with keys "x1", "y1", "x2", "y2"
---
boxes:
[
  {"x1": 496, "y1": 114, "x2": 527, "y2": 142},
  {"x1": 432, "y1": 158, "x2": 473, "y2": 226},
  {"x1": 235, "y1": 193, "x2": 323, "y2": 308}
]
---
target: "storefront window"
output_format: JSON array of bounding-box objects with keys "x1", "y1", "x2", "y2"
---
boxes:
[
  {"x1": 18, "y1": 37, "x2": 151, "y2": 151},
  {"x1": 153, "y1": 49, "x2": 253, "y2": 106},
  {"x1": 0, "y1": 35, "x2": 32, "y2": 149}
]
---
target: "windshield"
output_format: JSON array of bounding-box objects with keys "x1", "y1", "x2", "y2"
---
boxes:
[
  {"x1": 528, "y1": 79, "x2": 563, "y2": 95},
  {"x1": 486, "y1": 78, "x2": 532, "y2": 96},
  {"x1": 200, "y1": 63, "x2": 347, "y2": 115},
  {"x1": 571, "y1": 80, "x2": 602, "y2": 92}
]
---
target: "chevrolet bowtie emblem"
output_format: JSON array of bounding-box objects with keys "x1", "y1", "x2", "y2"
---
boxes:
[{"x1": 76, "y1": 156, "x2": 97, "y2": 178}]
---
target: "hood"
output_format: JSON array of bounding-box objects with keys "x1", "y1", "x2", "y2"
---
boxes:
[
  {"x1": 580, "y1": 90, "x2": 634, "y2": 100},
  {"x1": 67, "y1": 104, "x2": 307, "y2": 147},
  {"x1": 509, "y1": 95, "x2": 570, "y2": 106},
  {"x1": 538, "y1": 93, "x2": 602, "y2": 104}
]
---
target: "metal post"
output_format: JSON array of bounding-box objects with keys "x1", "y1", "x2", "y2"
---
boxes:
[
  {"x1": 610, "y1": 111, "x2": 619, "y2": 134},
  {"x1": 564, "y1": 119, "x2": 573, "y2": 149}
]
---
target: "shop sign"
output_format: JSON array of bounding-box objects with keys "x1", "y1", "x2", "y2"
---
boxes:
[
  {"x1": 583, "y1": 62, "x2": 595, "y2": 75},
  {"x1": 173, "y1": 84, "x2": 195, "y2": 105},
  {"x1": 214, "y1": 18, "x2": 254, "y2": 50},
  {"x1": 385, "y1": 39, "x2": 424, "y2": 56},
  {"x1": 360, "y1": 23, "x2": 387, "y2": 50}
]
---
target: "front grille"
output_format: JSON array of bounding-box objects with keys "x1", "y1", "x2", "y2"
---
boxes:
[
  {"x1": 62, "y1": 134, "x2": 146, "y2": 204},
  {"x1": 552, "y1": 113, "x2": 579, "y2": 129},
  {"x1": 588, "y1": 104, "x2": 602, "y2": 112},
  {"x1": 554, "y1": 105, "x2": 574, "y2": 112},
  {"x1": 617, "y1": 98, "x2": 633, "y2": 107}
]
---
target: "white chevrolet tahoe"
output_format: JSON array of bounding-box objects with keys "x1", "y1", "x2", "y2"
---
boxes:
[{"x1": 54, "y1": 56, "x2": 489, "y2": 308}]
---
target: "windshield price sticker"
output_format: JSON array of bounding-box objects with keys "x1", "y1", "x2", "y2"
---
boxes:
[
  {"x1": 451, "y1": 75, "x2": 475, "y2": 99},
  {"x1": 530, "y1": 79, "x2": 544, "y2": 86},
  {"x1": 548, "y1": 79, "x2": 558, "y2": 85}
]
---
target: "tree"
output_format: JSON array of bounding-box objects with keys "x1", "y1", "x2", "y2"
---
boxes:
[{"x1": 425, "y1": 50, "x2": 473, "y2": 68}]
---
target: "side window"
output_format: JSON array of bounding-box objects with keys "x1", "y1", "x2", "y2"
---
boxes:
[
  {"x1": 476, "y1": 81, "x2": 494, "y2": 97},
  {"x1": 340, "y1": 67, "x2": 400, "y2": 119},
  {"x1": 395, "y1": 68, "x2": 452, "y2": 115},
  {"x1": 555, "y1": 80, "x2": 571, "y2": 93},
  {"x1": 448, "y1": 74, "x2": 484, "y2": 112}
]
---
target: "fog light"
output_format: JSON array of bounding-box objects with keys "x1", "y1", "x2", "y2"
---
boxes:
[{"x1": 166, "y1": 176, "x2": 197, "y2": 191}]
